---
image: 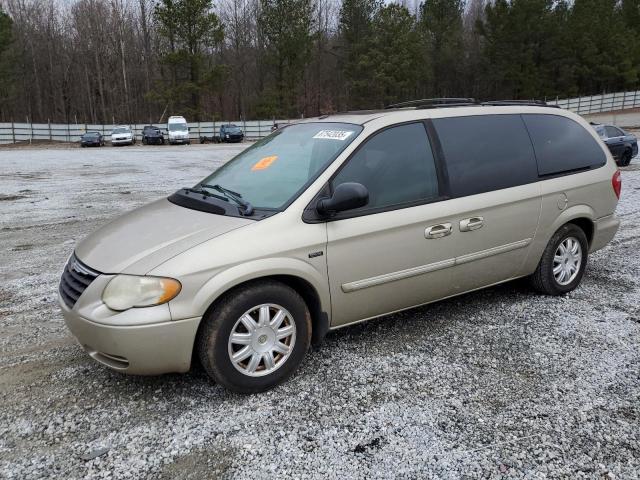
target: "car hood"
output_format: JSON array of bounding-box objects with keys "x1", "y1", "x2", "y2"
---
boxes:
[{"x1": 75, "y1": 198, "x2": 253, "y2": 274}]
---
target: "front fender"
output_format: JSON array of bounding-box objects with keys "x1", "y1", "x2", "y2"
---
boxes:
[{"x1": 168, "y1": 257, "x2": 331, "y2": 322}]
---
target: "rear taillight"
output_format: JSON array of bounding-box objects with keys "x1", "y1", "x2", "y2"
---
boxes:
[{"x1": 612, "y1": 170, "x2": 622, "y2": 199}]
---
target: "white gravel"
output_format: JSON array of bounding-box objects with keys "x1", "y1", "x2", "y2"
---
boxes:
[{"x1": 0, "y1": 144, "x2": 639, "y2": 479}]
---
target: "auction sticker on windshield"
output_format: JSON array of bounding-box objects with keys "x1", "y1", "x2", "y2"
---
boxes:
[
  {"x1": 313, "y1": 130, "x2": 354, "y2": 141},
  {"x1": 252, "y1": 155, "x2": 278, "y2": 171}
]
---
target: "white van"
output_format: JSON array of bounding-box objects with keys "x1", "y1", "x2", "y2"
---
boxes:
[{"x1": 168, "y1": 116, "x2": 190, "y2": 145}]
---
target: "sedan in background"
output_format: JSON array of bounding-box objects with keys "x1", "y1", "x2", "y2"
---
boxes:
[
  {"x1": 80, "y1": 131, "x2": 104, "y2": 147},
  {"x1": 111, "y1": 126, "x2": 136, "y2": 146},
  {"x1": 218, "y1": 124, "x2": 244, "y2": 143},
  {"x1": 142, "y1": 126, "x2": 165, "y2": 145},
  {"x1": 593, "y1": 123, "x2": 637, "y2": 166}
]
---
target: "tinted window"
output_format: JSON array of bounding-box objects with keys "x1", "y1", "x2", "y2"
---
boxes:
[
  {"x1": 523, "y1": 114, "x2": 606, "y2": 176},
  {"x1": 432, "y1": 114, "x2": 538, "y2": 197},
  {"x1": 331, "y1": 123, "x2": 439, "y2": 213},
  {"x1": 605, "y1": 126, "x2": 623, "y2": 138}
]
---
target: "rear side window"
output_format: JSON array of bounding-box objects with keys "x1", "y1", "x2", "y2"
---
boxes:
[
  {"x1": 522, "y1": 114, "x2": 607, "y2": 176},
  {"x1": 331, "y1": 122, "x2": 439, "y2": 213},
  {"x1": 432, "y1": 114, "x2": 538, "y2": 197},
  {"x1": 605, "y1": 126, "x2": 623, "y2": 138}
]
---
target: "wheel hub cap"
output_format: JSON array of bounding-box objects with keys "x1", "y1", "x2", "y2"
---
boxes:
[
  {"x1": 227, "y1": 304, "x2": 296, "y2": 377},
  {"x1": 552, "y1": 236, "x2": 582, "y2": 286}
]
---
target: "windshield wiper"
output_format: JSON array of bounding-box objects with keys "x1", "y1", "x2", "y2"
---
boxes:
[{"x1": 201, "y1": 183, "x2": 254, "y2": 216}]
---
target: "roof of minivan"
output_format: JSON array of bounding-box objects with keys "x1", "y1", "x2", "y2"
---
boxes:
[{"x1": 295, "y1": 105, "x2": 571, "y2": 126}]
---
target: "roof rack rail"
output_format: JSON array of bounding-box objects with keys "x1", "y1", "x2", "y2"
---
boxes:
[
  {"x1": 385, "y1": 98, "x2": 477, "y2": 109},
  {"x1": 480, "y1": 100, "x2": 559, "y2": 108}
]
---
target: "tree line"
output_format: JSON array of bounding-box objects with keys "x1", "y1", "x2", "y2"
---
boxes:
[{"x1": 0, "y1": 0, "x2": 638, "y2": 124}]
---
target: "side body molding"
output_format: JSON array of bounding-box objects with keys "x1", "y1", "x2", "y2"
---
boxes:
[{"x1": 342, "y1": 238, "x2": 532, "y2": 293}]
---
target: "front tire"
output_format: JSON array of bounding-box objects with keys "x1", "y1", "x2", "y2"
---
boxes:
[
  {"x1": 197, "y1": 280, "x2": 311, "y2": 393},
  {"x1": 621, "y1": 149, "x2": 632, "y2": 167},
  {"x1": 530, "y1": 223, "x2": 588, "y2": 295}
]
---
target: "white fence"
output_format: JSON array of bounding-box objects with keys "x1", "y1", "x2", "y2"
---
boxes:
[
  {"x1": 546, "y1": 90, "x2": 640, "y2": 115},
  {"x1": 0, "y1": 119, "x2": 292, "y2": 145},
  {"x1": 3, "y1": 90, "x2": 640, "y2": 144}
]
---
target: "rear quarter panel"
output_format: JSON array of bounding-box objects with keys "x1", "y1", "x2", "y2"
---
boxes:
[{"x1": 522, "y1": 161, "x2": 619, "y2": 275}]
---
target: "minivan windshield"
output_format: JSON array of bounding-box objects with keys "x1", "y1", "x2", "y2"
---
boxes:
[
  {"x1": 199, "y1": 122, "x2": 362, "y2": 210},
  {"x1": 169, "y1": 123, "x2": 188, "y2": 132}
]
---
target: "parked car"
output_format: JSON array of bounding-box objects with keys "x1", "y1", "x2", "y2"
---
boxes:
[
  {"x1": 142, "y1": 125, "x2": 165, "y2": 145},
  {"x1": 111, "y1": 125, "x2": 135, "y2": 146},
  {"x1": 60, "y1": 102, "x2": 620, "y2": 393},
  {"x1": 218, "y1": 124, "x2": 244, "y2": 143},
  {"x1": 592, "y1": 123, "x2": 637, "y2": 166},
  {"x1": 80, "y1": 131, "x2": 104, "y2": 147},
  {"x1": 168, "y1": 116, "x2": 190, "y2": 145}
]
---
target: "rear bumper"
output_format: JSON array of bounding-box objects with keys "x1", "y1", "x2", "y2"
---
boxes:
[
  {"x1": 590, "y1": 214, "x2": 620, "y2": 253},
  {"x1": 60, "y1": 297, "x2": 200, "y2": 375}
]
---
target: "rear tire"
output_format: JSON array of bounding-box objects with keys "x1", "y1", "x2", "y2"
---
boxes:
[
  {"x1": 621, "y1": 149, "x2": 632, "y2": 166},
  {"x1": 197, "y1": 280, "x2": 311, "y2": 393},
  {"x1": 530, "y1": 223, "x2": 588, "y2": 295}
]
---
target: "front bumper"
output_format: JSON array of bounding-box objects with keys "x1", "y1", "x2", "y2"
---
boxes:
[
  {"x1": 590, "y1": 214, "x2": 620, "y2": 253},
  {"x1": 170, "y1": 137, "x2": 190, "y2": 144},
  {"x1": 59, "y1": 296, "x2": 200, "y2": 375},
  {"x1": 112, "y1": 138, "x2": 133, "y2": 145}
]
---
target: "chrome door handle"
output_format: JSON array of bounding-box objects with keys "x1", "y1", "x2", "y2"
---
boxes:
[
  {"x1": 460, "y1": 216, "x2": 484, "y2": 232},
  {"x1": 425, "y1": 223, "x2": 452, "y2": 239}
]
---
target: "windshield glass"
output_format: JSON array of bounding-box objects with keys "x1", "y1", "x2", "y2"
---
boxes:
[
  {"x1": 199, "y1": 122, "x2": 362, "y2": 210},
  {"x1": 169, "y1": 123, "x2": 188, "y2": 132},
  {"x1": 226, "y1": 126, "x2": 242, "y2": 133},
  {"x1": 113, "y1": 128, "x2": 130, "y2": 134},
  {"x1": 84, "y1": 132, "x2": 99, "y2": 137}
]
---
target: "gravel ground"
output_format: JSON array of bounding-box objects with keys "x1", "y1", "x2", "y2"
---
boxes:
[{"x1": 0, "y1": 144, "x2": 639, "y2": 479}]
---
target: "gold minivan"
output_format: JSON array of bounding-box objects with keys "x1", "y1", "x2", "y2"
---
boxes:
[{"x1": 59, "y1": 101, "x2": 621, "y2": 392}]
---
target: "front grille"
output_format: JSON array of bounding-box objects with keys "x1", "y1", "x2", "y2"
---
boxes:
[{"x1": 59, "y1": 254, "x2": 101, "y2": 309}]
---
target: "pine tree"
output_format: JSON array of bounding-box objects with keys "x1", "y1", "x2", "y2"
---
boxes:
[
  {"x1": 418, "y1": 0, "x2": 465, "y2": 97},
  {"x1": 0, "y1": 8, "x2": 16, "y2": 121},
  {"x1": 258, "y1": 0, "x2": 315, "y2": 118},
  {"x1": 154, "y1": 0, "x2": 224, "y2": 119}
]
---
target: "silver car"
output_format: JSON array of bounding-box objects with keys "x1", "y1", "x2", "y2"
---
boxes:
[
  {"x1": 59, "y1": 104, "x2": 621, "y2": 393},
  {"x1": 111, "y1": 125, "x2": 136, "y2": 146}
]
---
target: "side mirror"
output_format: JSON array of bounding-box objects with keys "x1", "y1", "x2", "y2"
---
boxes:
[{"x1": 317, "y1": 182, "x2": 368, "y2": 216}]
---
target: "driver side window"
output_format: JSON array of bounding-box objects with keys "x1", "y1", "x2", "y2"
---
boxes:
[{"x1": 331, "y1": 122, "x2": 440, "y2": 215}]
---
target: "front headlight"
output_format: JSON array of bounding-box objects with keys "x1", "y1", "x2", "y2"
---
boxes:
[{"x1": 102, "y1": 275, "x2": 181, "y2": 311}]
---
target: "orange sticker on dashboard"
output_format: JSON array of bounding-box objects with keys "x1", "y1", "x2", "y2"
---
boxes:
[{"x1": 252, "y1": 155, "x2": 278, "y2": 171}]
